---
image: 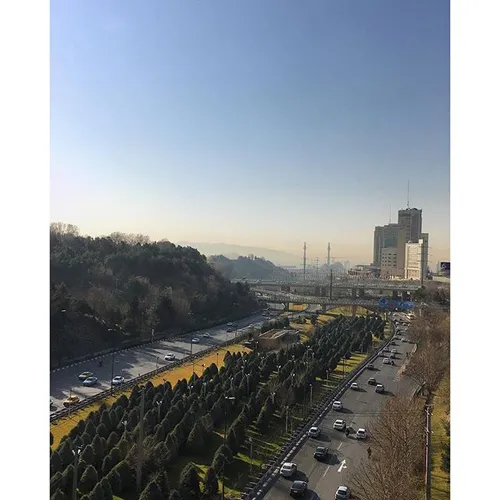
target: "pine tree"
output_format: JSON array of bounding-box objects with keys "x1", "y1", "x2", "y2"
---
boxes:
[
  {"x1": 203, "y1": 466, "x2": 219, "y2": 496},
  {"x1": 139, "y1": 479, "x2": 164, "y2": 500},
  {"x1": 80, "y1": 465, "x2": 99, "y2": 493},
  {"x1": 186, "y1": 421, "x2": 205, "y2": 455},
  {"x1": 179, "y1": 462, "x2": 200, "y2": 499}
]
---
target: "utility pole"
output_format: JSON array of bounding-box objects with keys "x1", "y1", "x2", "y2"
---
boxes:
[
  {"x1": 303, "y1": 242, "x2": 307, "y2": 282},
  {"x1": 327, "y1": 242, "x2": 331, "y2": 267},
  {"x1": 72, "y1": 446, "x2": 82, "y2": 500},
  {"x1": 136, "y1": 387, "x2": 146, "y2": 494},
  {"x1": 425, "y1": 404, "x2": 432, "y2": 500},
  {"x1": 329, "y1": 269, "x2": 333, "y2": 300},
  {"x1": 110, "y1": 351, "x2": 115, "y2": 394}
]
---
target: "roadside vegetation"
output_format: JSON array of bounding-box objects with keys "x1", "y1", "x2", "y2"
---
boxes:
[
  {"x1": 349, "y1": 309, "x2": 450, "y2": 500},
  {"x1": 208, "y1": 255, "x2": 291, "y2": 281},
  {"x1": 50, "y1": 314, "x2": 386, "y2": 500},
  {"x1": 50, "y1": 223, "x2": 259, "y2": 368}
]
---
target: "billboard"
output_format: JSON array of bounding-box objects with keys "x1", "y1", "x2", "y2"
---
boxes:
[
  {"x1": 440, "y1": 261, "x2": 450, "y2": 272},
  {"x1": 378, "y1": 297, "x2": 414, "y2": 311}
]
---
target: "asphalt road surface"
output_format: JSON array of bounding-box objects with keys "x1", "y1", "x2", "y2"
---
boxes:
[
  {"x1": 50, "y1": 312, "x2": 270, "y2": 412},
  {"x1": 263, "y1": 338, "x2": 418, "y2": 500}
]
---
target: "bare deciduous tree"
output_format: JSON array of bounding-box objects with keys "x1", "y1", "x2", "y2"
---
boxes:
[{"x1": 349, "y1": 395, "x2": 425, "y2": 500}]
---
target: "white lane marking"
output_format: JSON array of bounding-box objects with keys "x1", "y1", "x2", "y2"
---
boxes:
[
  {"x1": 322, "y1": 465, "x2": 331, "y2": 478},
  {"x1": 337, "y1": 459, "x2": 347, "y2": 473},
  {"x1": 337, "y1": 442, "x2": 343, "y2": 450}
]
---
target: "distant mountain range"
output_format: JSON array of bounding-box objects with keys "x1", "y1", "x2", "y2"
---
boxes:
[
  {"x1": 208, "y1": 255, "x2": 292, "y2": 281},
  {"x1": 177, "y1": 241, "x2": 302, "y2": 266}
]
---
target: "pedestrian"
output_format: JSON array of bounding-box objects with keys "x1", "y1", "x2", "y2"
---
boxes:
[{"x1": 367, "y1": 447, "x2": 372, "y2": 459}]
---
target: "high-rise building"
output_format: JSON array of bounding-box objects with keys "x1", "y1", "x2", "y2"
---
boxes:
[
  {"x1": 373, "y1": 226, "x2": 384, "y2": 267},
  {"x1": 380, "y1": 247, "x2": 398, "y2": 278},
  {"x1": 405, "y1": 235, "x2": 429, "y2": 282},
  {"x1": 398, "y1": 208, "x2": 423, "y2": 243}
]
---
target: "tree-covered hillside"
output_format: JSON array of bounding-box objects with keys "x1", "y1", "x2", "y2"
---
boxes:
[
  {"x1": 50, "y1": 224, "x2": 259, "y2": 366},
  {"x1": 209, "y1": 255, "x2": 291, "y2": 281}
]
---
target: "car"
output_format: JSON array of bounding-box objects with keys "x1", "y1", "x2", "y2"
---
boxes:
[
  {"x1": 289, "y1": 480, "x2": 308, "y2": 497},
  {"x1": 334, "y1": 419, "x2": 346, "y2": 431},
  {"x1": 226, "y1": 327, "x2": 234, "y2": 333},
  {"x1": 376, "y1": 384, "x2": 385, "y2": 393},
  {"x1": 83, "y1": 376, "x2": 98, "y2": 386},
  {"x1": 112, "y1": 375, "x2": 125, "y2": 385},
  {"x1": 280, "y1": 462, "x2": 298, "y2": 477},
  {"x1": 356, "y1": 428, "x2": 367, "y2": 440},
  {"x1": 191, "y1": 338, "x2": 200, "y2": 343},
  {"x1": 368, "y1": 377, "x2": 377, "y2": 385},
  {"x1": 383, "y1": 358, "x2": 390, "y2": 364},
  {"x1": 367, "y1": 363, "x2": 375, "y2": 370},
  {"x1": 165, "y1": 353, "x2": 176, "y2": 361},
  {"x1": 50, "y1": 400, "x2": 56, "y2": 410},
  {"x1": 313, "y1": 446, "x2": 329, "y2": 461},
  {"x1": 202, "y1": 333, "x2": 210, "y2": 338},
  {"x1": 390, "y1": 352, "x2": 396, "y2": 359},
  {"x1": 332, "y1": 400, "x2": 343, "y2": 411},
  {"x1": 391, "y1": 348, "x2": 397, "y2": 354},
  {"x1": 78, "y1": 371, "x2": 93, "y2": 381},
  {"x1": 402, "y1": 337, "x2": 408, "y2": 342},
  {"x1": 63, "y1": 395, "x2": 81, "y2": 407},
  {"x1": 308, "y1": 426, "x2": 321, "y2": 438},
  {"x1": 350, "y1": 382, "x2": 359, "y2": 391},
  {"x1": 335, "y1": 485, "x2": 351, "y2": 499}
]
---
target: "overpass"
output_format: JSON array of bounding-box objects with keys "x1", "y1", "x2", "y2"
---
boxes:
[{"x1": 235, "y1": 278, "x2": 421, "y2": 292}]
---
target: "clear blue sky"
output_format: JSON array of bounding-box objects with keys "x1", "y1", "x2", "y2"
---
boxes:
[{"x1": 50, "y1": 0, "x2": 450, "y2": 265}]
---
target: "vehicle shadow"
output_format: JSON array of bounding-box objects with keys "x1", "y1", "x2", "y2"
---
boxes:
[
  {"x1": 341, "y1": 408, "x2": 353, "y2": 414},
  {"x1": 295, "y1": 471, "x2": 309, "y2": 482},
  {"x1": 306, "y1": 491, "x2": 320, "y2": 500}
]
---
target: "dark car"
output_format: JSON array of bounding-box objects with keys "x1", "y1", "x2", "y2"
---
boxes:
[
  {"x1": 314, "y1": 446, "x2": 329, "y2": 461},
  {"x1": 368, "y1": 377, "x2": 377, "y2": 385},
  {"x1": 367, "y1": 363, "x2": 375, "y2": 370},
  {"x1": 290, "y1": 480, "x2": 308, "y2": 497}
]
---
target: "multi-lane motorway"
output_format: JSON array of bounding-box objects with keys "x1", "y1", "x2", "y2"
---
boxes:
[
  {"x1": 263, "y1": 336, "x2": 418, "y2": 499},
  {"x1": 50, "y1": 312, "x2": 270, "y2": 412}
]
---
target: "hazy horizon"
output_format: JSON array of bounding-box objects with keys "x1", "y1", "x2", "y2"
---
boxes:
[{"x1": 51, "y1": 0, "x2": 450, "y2": 266}]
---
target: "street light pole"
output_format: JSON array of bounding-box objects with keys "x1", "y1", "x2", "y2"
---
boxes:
[
  {"x1": 136, "y1": 388, "x2": 145, "y2": 494},
  {"x1": 309, "y1": 383, "x2": 313, "y2": 407},
  {"x1": 222, "y1": 396, "x2": 236, "y2": 500},
  {"x1": 72, "y1": 446, "x2": 82, "y2": 500},
  {"x1": 110, "y1": 352, "x2": 115, "y2": 394}
]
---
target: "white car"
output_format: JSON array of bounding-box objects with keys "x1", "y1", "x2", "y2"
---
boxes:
[
  {"x1": 391, "y1": 348, "x2": 397, "y2": 354},
  {"x1": 390, "y1": 352, "x2": 396, "y2": 359},
  {"x1": 334, "y1": 419, "x2": 346, "y2": 431},
  {"x1": 279, "y1": 462, "x2": 297, "y2": 477},
  {"x1": 375, "y1": 384, "x2": 385, "y2": 393},
  {"x1": 112, "y1": 375, "x2": 124, "y2": 385},
  {"x1": 191, "y1": 338, "x2": 200, "y2": 344},
  {"x1": 356, "y1": 428, "x2": 367, "y2": 440},
  {"x1": 165, "y1": 353, "x2": 176, "y2": 361},
  {"x1": 332, "y1": 400, "x2": 343, "y2": 411},
  {"x1": 82, "y1": 376, "x2": 98, "y2": 386},
  {"x1": 383, "y1": 358, "x2": 391, "y2": 364},
  {"x1": 202, "y1": 333, "x2": 210, "y2": 338},
  {"x1": 335, "y1": 486, "x2": 351, "y2": 499},
  {"x1": 350, "y1": 382, "x2": 359, "y2": 391},
  {"x1": 308, "y1": 426, "x2": 321, "y2": 438}
]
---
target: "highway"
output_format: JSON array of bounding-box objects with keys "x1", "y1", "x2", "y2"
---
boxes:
[
  {"x1": 262, "y1": 337, "x2": 418, "y2": 500},
  {"x1": 50, "y1": 312, "x2": 269, "y2": 413}
]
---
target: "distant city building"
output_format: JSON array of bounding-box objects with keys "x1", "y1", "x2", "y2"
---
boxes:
[
  {"x1": 373, "y1": 226, "x2": 384, "y2": 267},
  {"x1": 398, "y1": 208, "x2": 423, "y2": 243},
  {"x1": 380, "y1": 247, "x2": 398, "y2": 279},
  {"x1": 348, "y1": 264, "x2": 380, "y2": 278},
  {"x1": 404, "y1": 236, "x2": 429, "y2": 282}
]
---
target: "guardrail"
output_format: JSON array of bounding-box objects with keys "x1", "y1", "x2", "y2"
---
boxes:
[
  {"x1": 240, "y1": 327, "x2": 395, "y2": 500},
  {"x1": 50, "y1": 328, "x2": 253, "y2": 423}
]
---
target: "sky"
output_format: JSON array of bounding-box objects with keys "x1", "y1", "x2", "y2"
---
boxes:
[{"x1": 50, "y1": 0, "x2": 450, "y2": 266}]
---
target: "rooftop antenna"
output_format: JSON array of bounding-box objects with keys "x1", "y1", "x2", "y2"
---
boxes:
[
  {"x1": 303, "y1": 242, "x2": 307, "y2": 281},
  {"x1": 327, "y1": 242, "x2": 331, "y2": 267},
  {"x1": 407, "y1": 180, "x2": 410, "y2": 209},
  {"x1": 389, "y1": 205, "x2": 392, "y2": 223}
]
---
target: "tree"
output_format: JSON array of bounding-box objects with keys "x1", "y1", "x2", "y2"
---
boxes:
[
  {"x1": 106, "y1": 469, "x2": 122, "y2": 495},
  {"x1": 50, "y1": 472, "x2": 63, "y2": 495},
  {"x1": 80, "y1": 465, "x2": 99, "y2": 493},
  {"x1": 186, "y1": 421, "x2": 205, "y2": 455},
  {"x1": 139, "y1": 479, "x2": 164, "y2": 500},
  {"x1": 202, "y1": 466, "x2": 219, "y2": 496},
  {"x1": 179, "y1": 462, "x2": 201, "y2": 499},
  {"x1": 50, "y1": 489, "x2": 67, "y2": 500},
  {"x1": 169, "y1": 490, "x2": 182, "y2": 500},
  {"x1": 100, "y1": 477, "x2": 113, "y2": 500},
  {"x1": 89, "y1": 481, "x2": 105, "y2": 500},
  {"x1": 80, "y1": 444, "x2": 95, "y2": 467},
  {"x1": 50, "y1": 450, "x2": 62, "y2": 475}
]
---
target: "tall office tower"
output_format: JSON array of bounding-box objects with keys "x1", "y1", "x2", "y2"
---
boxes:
[
  {"x1": 398, "y1": 208, "x2": 423, "y2": 243},
  {"x1": 405, "y1": 235, "x2": 429, "y2": 283},
  {"x1": 373, "y1": 226, "x2": 384, "y2": 266}
]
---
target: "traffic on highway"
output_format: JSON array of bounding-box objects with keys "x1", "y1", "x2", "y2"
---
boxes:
[
  {"x1": 50, "y1": 312, "x2": 271, "y2": 413},
  {"x1": 262, "y1": 313, "x2": 418, "y2": 500}
]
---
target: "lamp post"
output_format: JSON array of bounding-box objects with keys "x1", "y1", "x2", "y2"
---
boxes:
[
  {"x1": 216, "y1": 352, "x2": 219, "y2": 368},
  {"x1": 222, "y1": 396, "x2": 236, "y2": 499},
  {"x1": 249, "y1": 436, "x2": 254, "y2": 475},
  {"x1": 110, "y1": 351, "x2": 116, "y2": 394},
  {"x1": 285, "y1": 406, "x2": 289, "y2": 434},
  {"x1": 309, "y1": 383, "x2": 313, "y2": 407},
  {"x1": 72, "y1": 445, "x2": 83, "y2": 500}
]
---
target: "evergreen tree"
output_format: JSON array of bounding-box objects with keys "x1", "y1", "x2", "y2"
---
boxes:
[
  {"x1": 80, "y1": 465, "x2": 99, "y2": 493},
  {"x1": 106, "y1": 469, "x2": 122, "y2": 495},
  {"x1": 203, "y1": 466, "x2": 219, "y2": 496},
  {"x1": 100, "y1": 477, "x2": 114, "y2": 500},
  {"x1": 139, "y1": 479, "x2": 164, "y2": 500},
  {"x1": 50, "y1": 450, "x2": 62, "y2": 475},
  {"x1": 186, "y1": 421, "x2": 205, "y2": 455},
  {"x1": 169, "y1": 490, "x2": 182, "y2": 500},
  {"x1": 50, "y1": 489, "x2": 66, "y2": 500},
  {"x1": 179, "y1": 462, "x2": 200, "y2": 500}
]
